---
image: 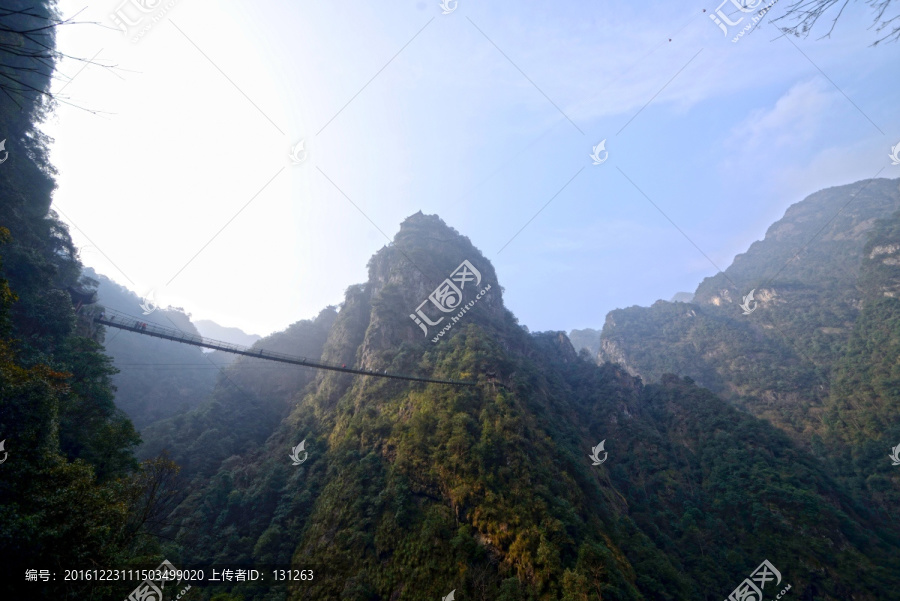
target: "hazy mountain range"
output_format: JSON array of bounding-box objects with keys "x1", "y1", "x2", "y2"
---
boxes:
[
  {"x1": 193, "y1": 320, "x2": 261, "y2": 348},
  {"x1": 4, "y1": 3, "x2": 899, "y2": 598},
  {"x1": 98, "y1": 190, "x2": 900, "y2": 600}
]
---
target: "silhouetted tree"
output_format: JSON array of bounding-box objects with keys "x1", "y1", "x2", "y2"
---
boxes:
[{"x1": 774, "y1": 0, "x2": 899, "y2": 44}]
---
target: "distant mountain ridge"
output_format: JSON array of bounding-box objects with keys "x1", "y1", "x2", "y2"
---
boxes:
[
  {"x1": 83, "y1": 267, "x2": 230, "y2": 430},
  {"x1": 595, "y1": 177, "x2": 900, "y2": 525},
  {"x1": 599, "y1": 178, "x2": 900, "y2": 437},
  {"x1": 149, "y1": 211, "x2": 900, "y2": 600},
  {"x1": 193, "y1": 319, "x2": 261, "y2": 347},
  {"x1": 569, "y1": 327, "x2": 602, "y2": 356}
]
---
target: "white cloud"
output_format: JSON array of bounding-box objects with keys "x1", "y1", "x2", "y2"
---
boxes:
[{"x1": 728, "y1": 79, "x2": 833, "y2": 149}]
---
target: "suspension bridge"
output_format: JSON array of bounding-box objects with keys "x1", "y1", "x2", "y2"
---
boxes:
[{"x1": 93, "y1": 308, "x2": 477, "y2": 387}]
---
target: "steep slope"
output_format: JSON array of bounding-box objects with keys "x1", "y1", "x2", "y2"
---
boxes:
[
  {"x1": 157, "y1": 213, "x2": 900, "y2": 601},
  {"x1": 819, "y1": 207, "x2": 900, "y2": 518},
  {"x1": 84, "y1": 267, "x2": 227, "y2": 429},
  {"x1": 568, "y1": 328, "x2": 602, "y2": 356},
  {"x1": 137, "y1": 307, "x2": 336, "y2": 478},
  {"x1": 599, "y1": 178, "x2": 900, "y2": 440},
  {"x1": 194, "y1": 319, "x2": 261, "y2": 347},
  {"x1": 0, "y1": 4, "x2": 167, "y2": 597}
]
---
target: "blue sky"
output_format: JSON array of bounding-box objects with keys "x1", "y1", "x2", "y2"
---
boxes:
[{"x1": 47, "y1": 0, "x2": 900, "y2": 336}]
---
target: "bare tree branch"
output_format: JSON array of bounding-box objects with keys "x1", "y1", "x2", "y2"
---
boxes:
[
  {"x1": 0, "y1": 5, "x2": 118, "y2": 114},
  {"x1": 773, "y1": 0, "x2": 900, "y2": 45}
]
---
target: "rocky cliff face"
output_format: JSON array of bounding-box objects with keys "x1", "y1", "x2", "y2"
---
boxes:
[
  {"x1": 598, "y1": 178, "x2": 900, "y2": 442},
  {"x1": 693, "y1": 178, "x2": 900, "y2": 307},
  {"x1": 360, "y1": 212, "x2": 505, "y2": 360},
  {"x1": 153, "y1": 210, "x2": 900, "y2": 601},
  {"x1": 599, "y1": 336, "x2": 639, "y2": 378},
  {"x1": 819, "y1": 205, "x2": 900, "y2": 518}
]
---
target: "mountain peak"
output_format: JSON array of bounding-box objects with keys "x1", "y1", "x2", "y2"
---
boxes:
[{"x1": 319, "y1": 213, "x2": 505, "y2": 371}]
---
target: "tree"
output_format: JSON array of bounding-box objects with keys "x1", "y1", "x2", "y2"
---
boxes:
[
  {"x1": 0, "y1": 2, "x2": 114, "y2": 112},
  {"x1": 774, "y1": 0, "x2": 900, "y2": 44},
  {"x1": 119, "y1": 453, "x2": 185, "y2": 549}
]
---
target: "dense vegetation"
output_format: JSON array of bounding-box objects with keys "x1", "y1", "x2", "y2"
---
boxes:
[
  {"x1": 83, "y1": 267, "x2": 232, "y2": 430},
  {"x1": 819, "y1": 209, "x2": 900, "y2": 520},
  {"x1": 137, "y1": 307, "x2": 336, "y2": 477},
  {"x1": 567, "y1": 328, "x2": 601, "y2": 357},
  {"x1": 597, "y1": 180, "x2": 900, "y2": 534},
  {"x1": 599, "y1": 179, "x2": 900, "y2": 440},
  {"x1": 141, "y1": 213, "x2": 900, "y2": 600},
  {"x1": 0, "y1": 3, "x2": 180, "y2": 597},
  {"x1": 3, "y1": 4, "x2": 900, "y2": 598}
]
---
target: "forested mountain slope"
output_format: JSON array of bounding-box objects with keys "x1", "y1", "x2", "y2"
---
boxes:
[
  {"x1": 568, "y1": 328, "x2": 602, "y2": 357},
  {"x1": 85, "y1": 267, "x2": 230, "y2": 429},
  {"x1": 154, "y1": 213, "x2": 900, "y2": 601},
  {"x1": 194, "y1": 319, "x2": 262, "y2": 347},
  {"x1": 819, "y1": 207, "x2": 900, "y2": 518},
  {"x1": 599, "y1": 178, "x2": 900, "y2": 441},
  {"x1": 137, "y1": 307, "x2": 336, "y2": 477},
  {"x1": 3, "y1": 2, "x2": 898, "y2": 599},
  {"x1": 0, "y1": 3, "x2": 170, "y2": 598}
]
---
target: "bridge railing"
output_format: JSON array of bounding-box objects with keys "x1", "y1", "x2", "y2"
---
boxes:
[
  {"x1": 93, "y1": 307, "x2": 476, "y2": 386},
  {"x1": 98, "y1": 308, "x2": 313, "y2": 360}
]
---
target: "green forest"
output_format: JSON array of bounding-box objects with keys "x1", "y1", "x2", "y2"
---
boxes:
[{"x1": 2, "y1": 1, "x2": 900, "y2": 600}]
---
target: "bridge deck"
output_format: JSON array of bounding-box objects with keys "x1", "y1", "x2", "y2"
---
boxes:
[{"x1": 94, "y1": 308, "x2": 477, "y2": 387}]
